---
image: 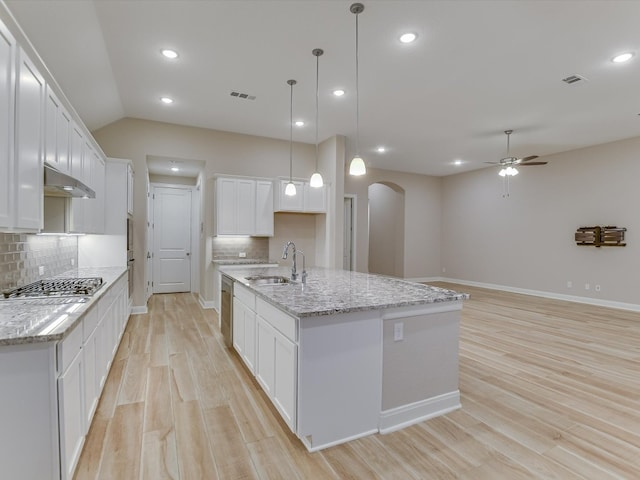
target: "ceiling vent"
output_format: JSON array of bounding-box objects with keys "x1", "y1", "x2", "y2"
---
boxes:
[
  {"x1": 230, "y1": 91, "x2": 256, "y2": 100},
  {"x1": 562, "y1": 74, "x2": 587, "y2": 85}
]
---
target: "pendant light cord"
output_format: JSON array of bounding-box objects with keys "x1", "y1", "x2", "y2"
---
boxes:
[
  {"x1": 289, "y1": 81, "x2": 294, "y2": 182},
  {"x1": 355, "y1": 10, "x2": 360, "y2": 156},
  {"x1": 315, "y1": 53, "x2": 319, "y2": 170}
]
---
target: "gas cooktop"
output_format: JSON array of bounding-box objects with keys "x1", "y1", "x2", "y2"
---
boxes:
[{"x1": 2, "y1": 277, "x2": 104, "y2": 299}]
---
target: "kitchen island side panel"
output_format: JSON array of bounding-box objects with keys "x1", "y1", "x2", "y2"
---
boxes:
[{"x1": 297, "y1": 310, "x2": 382, "y2": 451}]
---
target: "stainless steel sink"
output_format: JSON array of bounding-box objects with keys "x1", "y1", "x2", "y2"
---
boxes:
[{"x1": 244, "y1": 275, "x2": 291, "y2": 285}]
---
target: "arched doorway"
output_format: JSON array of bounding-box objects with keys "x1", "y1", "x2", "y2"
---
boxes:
[{"x1": 368, "y1": 182, "x2": 405, "y2": 277}]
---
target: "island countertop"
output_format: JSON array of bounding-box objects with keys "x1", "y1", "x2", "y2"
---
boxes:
[
  {"x1": 220, "y1": 266, "x2": 469, "y2": 318},
  {"x1": 0, "y1": 266, "x2": 127, "y2": 345}
]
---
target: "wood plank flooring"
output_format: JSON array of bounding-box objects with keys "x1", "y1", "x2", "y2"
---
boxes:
[{"x1": 74, "y1": 284, "x2": 640, "y2": 479}]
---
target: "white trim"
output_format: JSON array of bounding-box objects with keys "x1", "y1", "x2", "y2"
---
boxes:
[
  {"x1": 381, "y1": 302, "x2": 462, "y2": 320},
  {"x1": 301, "y1": 428, "x2": 379, "y2": 452},
  {"x1": 407, "y1": 276, "x2": 442, "y2": 283},
  {"x1": 199, "y1": 295, "x2": 215, "y2": 310},
  {"x1": 440, "y1": 277, "x2": 640, "y2": 313},
  {"x1": 131, "y1": 305, "x2": 148, "y2": 315},
  {"x1": 378, "y1": 391, "x2": 461, "y2": 434}
]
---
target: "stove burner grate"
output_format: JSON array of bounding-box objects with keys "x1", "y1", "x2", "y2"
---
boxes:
[{"x1": 2, "y1": 277, "x2": 104, "y2": 299}]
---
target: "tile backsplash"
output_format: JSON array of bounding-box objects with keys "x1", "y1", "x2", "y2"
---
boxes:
[
  {"x1": 212, "y1": 237, "x2": 269, "y2": 261},
  {"x1": 0, "y1": 234, "x2": 78, "y2": 291}
]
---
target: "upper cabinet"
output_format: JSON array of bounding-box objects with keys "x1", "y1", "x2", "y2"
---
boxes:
[
  {"x1": 274, "y1": 179, "x2": 326, "y2": 213},
  {"x1": 215, "y1": 176, "x2": 273, "y2": 236},
  {"x1": 45, "y1": 86, "x2": 71, "y2": 174},
  {"x1": 14, "y1": 46, "x2": 44, "y2": 231},
  {"x1": 126, "y1": 163, "x2": 134, "y2": 216},
  {"x1": 0, "y1": 20, "x2": 15, "y2": 229}
]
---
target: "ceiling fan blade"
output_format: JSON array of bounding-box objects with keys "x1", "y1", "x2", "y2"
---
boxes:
[
  {"x1": 520, "y1": 155, "x2": 539, "y2": 162},
  {"x1": 518, "y1": 161, "x2": 548, "y2": 166}
]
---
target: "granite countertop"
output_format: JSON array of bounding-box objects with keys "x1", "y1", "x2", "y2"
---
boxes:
[
  {"x1": 0, "y1": 266, "x2": 127, "y2": 346},
  {"x1": 213, "y1": 258, "x2": 276, "y2": 265},
  {"x1": 220, "y1": 266, "x2": 469, "y2": 318}
]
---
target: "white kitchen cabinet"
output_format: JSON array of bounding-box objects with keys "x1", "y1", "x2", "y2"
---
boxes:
[
  {"x1": 274, "y1": 179, "x2": 326, "y2": 213},
  {"x1": 45, "y1": 87, "x2": 71, "y2": 174},
  {"x1": 216, "y1": 177, "x2": 256, "y2": 235},
  {"x1": 70, "y1": 122, "x2": 84, "y2": 182},
  {"x1": 0, "y1": 20, "x2": 15, "y2": 229},
  {"x1": 14, "y1": 46, "x2": 44, "y2": 231},
  {"x1": 233, "y1": 283, "x2": 257, "y2": 373},
  {"x1": 274, "y1": 179, "x2": 304, "y2": 212},
  {"x1": 58, "y1": 344, "x2": 85, "y2": 480},
  {"x1": 255, "y1": 180, "x2": 274, "y2": 236},
  {"x1": 255, "y1": 301, "x2": 297, "y2": 432},
  {"x1": 303, "y1": 183, "x2": 326, "y2": 213}
]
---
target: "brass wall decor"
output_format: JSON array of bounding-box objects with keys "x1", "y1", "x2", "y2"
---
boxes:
[{"x1": 575, "y1": 226, "x2": 626, "y2": 247}]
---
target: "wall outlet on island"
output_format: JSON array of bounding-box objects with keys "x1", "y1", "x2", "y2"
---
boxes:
[
  {"x1": 567, "y1": 281, "x2": 572, "y2": 288},
  {"x1": 239, "y1": 252, "x2": 247, "y2": 258},
  {"x1": 38, "y1": 266, "x2": 44, "y2": 276},
  {"x1": 71, "y1": 258, "x2": 75, "y2": 266},
  {"x1": 394, "y1": 322, "x2": 404, "y2": 342}
]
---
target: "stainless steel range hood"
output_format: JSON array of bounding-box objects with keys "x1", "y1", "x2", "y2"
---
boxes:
[{"x1": 44, "y1": 164, "x2": 95, "y2": 198}]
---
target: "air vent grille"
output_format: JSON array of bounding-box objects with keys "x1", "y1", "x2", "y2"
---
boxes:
[
  {"x1": 230, "y1": 91, "x2": 256, "y2": 100},
  {"x1": 562, "y1": 74, "x2": 587, "y2": 85}
]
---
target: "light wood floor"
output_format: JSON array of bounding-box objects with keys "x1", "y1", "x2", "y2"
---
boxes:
[{"x1": 74, "y1": 284, "x2": 640, "y2": 479}]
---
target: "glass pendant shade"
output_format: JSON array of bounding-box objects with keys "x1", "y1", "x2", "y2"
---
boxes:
[
  {"x1": 349, "y1": 155, "x2": 366, "y2": 176},
  {"x1": 309, "y1": 172, "x2": 324, "y2": 188},
  {"x1": 285, "y1": 181, "x2": 297, "y2": 196}
]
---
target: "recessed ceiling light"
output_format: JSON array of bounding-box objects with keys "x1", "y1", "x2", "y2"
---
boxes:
[
  {"x1": 612, "y1": 52, "x2": 634, "y2": 63},
  {"x1": 294, "y1": 120, "x2": 305, "y2": 127},
  {"x1": 399, "y1": 32, "x2": 417, "y2": 44},
  {"x1": 171, "y1": 167, "x2": 179, "y2": 172},
  {"x1": 453, "y1": 159, "x2": 463, "y2": 166},
  {"x1": 160, "y1": 97, "x2": 174, "y2": 104},
  {"x1": 161, "y1": 49, "x2": 178, "y2": 59},
  {"x1": 333, "y1": 89, "x2": 345, "y2": 97},
  {"x1": 376, "y1": 146, "x2": 386, "y2": 153}
]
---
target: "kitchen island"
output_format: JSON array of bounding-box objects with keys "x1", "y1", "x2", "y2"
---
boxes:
[{"x1": 221, "y1": 265, "x2": 468, "y2": 451}]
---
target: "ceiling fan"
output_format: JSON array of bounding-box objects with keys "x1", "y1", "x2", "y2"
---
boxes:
[
  {"x1": 486, "y1": 130, "x2": 548, "y2": 175},
  {"x1": 486, "y1": 130, "x2": 547, "y2": 197}
]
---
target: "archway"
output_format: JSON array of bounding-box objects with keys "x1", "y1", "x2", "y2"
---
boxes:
[{"x1": 368, "y1": 182, "x2": 405, "y2": 277}]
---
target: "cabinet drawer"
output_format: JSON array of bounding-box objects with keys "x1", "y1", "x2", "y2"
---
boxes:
[
  {"x1": 57, "y1": 322, "x2": 83, "y2": 374},
  {"x1": 234, "y1": 283, "x2": 255, "y2": 311},
  {"x1": 256, "y1": 297, "x2": 297, "y2": 342}
]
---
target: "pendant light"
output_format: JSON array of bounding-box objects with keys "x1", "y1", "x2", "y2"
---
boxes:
[
  {"x1": 309, "y1": 48, "x2": 324, "y2": 188},
  {"x1": 349, "y1": 2, "x2": 366, "y2": 176},
  {"x1": 285, "y1": 79, "x2": 297, "y2": 196}
]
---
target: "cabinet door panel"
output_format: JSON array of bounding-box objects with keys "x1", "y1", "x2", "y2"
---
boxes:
[
  {"x1": 232, "y1": 297, "x2": 245, "y2": 356},
  {"x1": 216, "y1": 177, "x2": 237, "y2": 235},
  {"x1": 255, "y1": 180, "x2": 274, "y2": 236},
  {"x1": 15, "y1": 48, "x2": 44, "y2": 230},
  {"x1": 256, "y1": 317, "x2": 275, "y2": 396},
  {"x1": 273, "y1": 329, "x2": 297, "y2": 430},
  {"x1": 0, "y1": 22, "x2": 15, "y2": 228},
  {"x1": 236, "y1": 179, "x2": 256, "y2": 234},
  {"x1": 58, "y1": 353, "x2": 84, "y2": 480}
]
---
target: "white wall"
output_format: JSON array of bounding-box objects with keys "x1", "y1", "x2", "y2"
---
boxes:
[
  {"x1": 368, "y1": 183, "x2": 405, "y2": 277},
  {"x1": 345, "y1": 167, "x2": 442, "y2": 279},
  {"x1": 441, "y1": 135, "x2": 640, "y2": 306}
]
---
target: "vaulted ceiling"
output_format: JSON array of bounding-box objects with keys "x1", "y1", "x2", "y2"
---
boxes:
[{"x1": 6, "y1": 0, "x2": 640, "y2": 176}]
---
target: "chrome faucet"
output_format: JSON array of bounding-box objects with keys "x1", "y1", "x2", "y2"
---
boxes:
[{"x1": 282, "y1": 241, "x2": 307, "y2": 283}]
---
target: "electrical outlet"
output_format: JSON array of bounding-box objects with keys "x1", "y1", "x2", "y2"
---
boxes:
[
  {"x1": 38, "y1": 266, "x2": 45, "y2": 276},
  {"x1": 71, "y1": 258, "x2": 75, "y2": 266},
  {"x1": 442, "y1": 267, "x2": 446, "y2": 273},
  {"x1": 585, "y1": 283, "x2": 590, "y2": 290},
  {"x1": 595, "y1": 284, "x2": 601, "y2": 292},
  {"x1": 239, "y1": 252, "x2": 247, "y2": 258},
  {"x1": 567, "y1": 281, "x2": 572, "y2": 288},
  {"x1": 394, "y1": 322, "x2": 404, "y2": 342}
]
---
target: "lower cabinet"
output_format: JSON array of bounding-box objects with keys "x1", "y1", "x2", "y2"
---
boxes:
[
  {"x1": 58, "y1": 349, "x2": 84, "y2": 479},
  {"x1": 255, "y1": 312, "x2": 297, "y2": 432},
  {"x1": 232, "y1": 283, "x2": 298, "y2": 432},
  {"x1": 56, "y1": 273, "x2": 129, "y2": 480}
]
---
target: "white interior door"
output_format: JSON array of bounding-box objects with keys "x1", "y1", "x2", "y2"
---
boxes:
[
  {"x1": 146, "y1": 175, "x2": 153, "y2": 301},
  {"x1": 153, "y1": 186, "x2": 192, "y2": 293}
]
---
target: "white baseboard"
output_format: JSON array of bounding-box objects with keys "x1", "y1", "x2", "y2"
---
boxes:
[
  {"x1": 198, "y1": 295, "x2": 215, "y2": 310},
  {"x1": 407, "y1": 276, "x2": 443, "y2": 283},
  {"x1": 131, "y1": 305, "x2": 148, "y2": 315},
  {"x1": 379, "y1": 391, "x2": 461, "y2": 434},
  {"x1": 438, "y1": 277, "x2": 640, "y2": 313},
  {"x1": 302, "y1": 429, "x2": 379, "y2": 452}
]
